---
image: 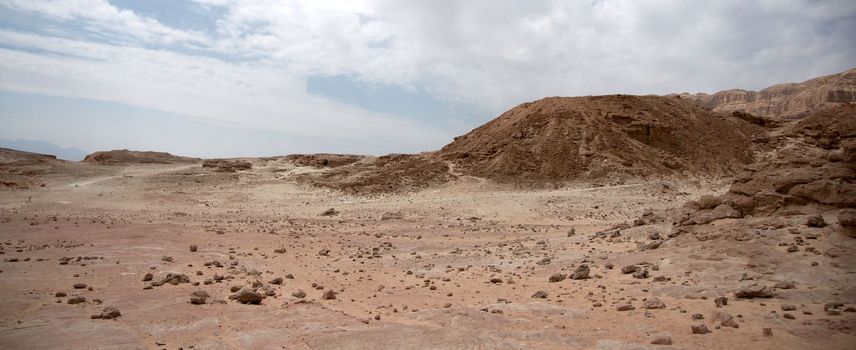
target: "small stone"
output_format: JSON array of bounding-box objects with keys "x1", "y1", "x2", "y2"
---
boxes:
[
  {"x1": 806, "y1": 215, "x2": 826, "y2": 228},
  {"x1": 643, "y1": 298, "x2": 666, "y2": 309},
  {"x1": 532, "y1": 290, "x2": 548, "y2": 298},
  {"x1": 691, "y1": 324, "x2": 710, "y2": 334},
  {"x1": 714, "y1": 296, "x2": 728, "y2": 307},
  {"x1": 322, "y1": 290, "x2": 337, "y2": 300},
  {"x1": 762, "y1": 328, "x2": 773, "y2": 337},
  {"x1": 99, "y1": 306, "x2": 121, "y2": 319},
  {"x1": 55, "y1": 292, "x2": 67, "y2": 297},
  {"x1": 734, "y1": 284, "x2": 773, "y2": 298},
  {"x1": 232, "y1": 289, "x2": 263, "y2": 305},
  {"x1": 632, "y1": 269, "x2": 650, "y2": 279},
  {"x1": 292, "y1": 290, "x2": 306, "y2": 298},
  {"x1": 621, "y1": 265, "x2": 639, "y2": 274},
  {"x1": 781, "y1": 304, "x2": 796, "y2": 311},
  {"x1": 548, "y1": 273, "x2": 566, "y2": 282},
  {"x1": 161, "y1": 256, "x2": 173, "y2": 262},
  {"x1": 142, "y1": 273, "x2": 153, "y2": 281},
  {"x1": 617, "y1": 304, "x2": 635, "y2": 311},
  {"x1": 73, "y1": 283, "x2": 87, "y2": 289},
  {"x1": 67, "y1": 296, "x2": 86, "y2": 304},
  {"x1": 650, "y1": 334, "x2": 672, "y2": 345},
  {"x1": 269, "y1": 277, "x2": 283, "y2": 285},
  {"x1": 773, "y1": 281, "x2": 795, "y2": 289},
  {"x1": 570, "y1": 264, "x2": 590, "y2": 280},
  {"x1": 274, "y1": 247, "x2": 287, "y2": 254},
  {"x1": 189, "y1": 245, "x2": 198, "y2": 252}
]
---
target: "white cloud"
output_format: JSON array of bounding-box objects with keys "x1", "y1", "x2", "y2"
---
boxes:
[{"x1": 0, "y1": 0, "x2": 854, "y2": 155}]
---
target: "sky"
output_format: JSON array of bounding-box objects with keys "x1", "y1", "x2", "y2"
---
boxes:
[{"x1": 0, "y1": 0, "x2": 855, "y2": 159}]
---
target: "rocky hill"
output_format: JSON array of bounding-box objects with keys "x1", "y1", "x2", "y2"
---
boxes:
[
  {"x1": 677, "y1": 68, "x2": 856, "y2": 120},
  {"x1": 82, "y1": 150, "x2": 200, "y2": 165},
  {"x1": 439, "y1": 95, "x2": 755, "y2": 184}
]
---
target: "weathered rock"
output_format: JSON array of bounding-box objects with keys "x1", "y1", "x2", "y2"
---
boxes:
[
  {"x1": 142, "y1": 273, "x2": 153, "y2": 282},
  {"x1": 153, "y1": 273, "x2": 190, "y2": 286},
  {"x1": 735, "y1": 284, "x2": 774, "y2": 298},
  {"x1": 570, "y1": 264, "x2": 590, "y2": 280},
  {"x1": 643, "y1": 298, "x2": 666, "y2": 309},
  {"x1": 292, "y1": 290, "x2": 306, "y2": 298},
  {"x1": 189, "y1": 245, "x2": 198, "y2": 252},
  {"x1": 806, "y1": 215, "x2": 826, "y2": 228},
  {"x1": 67, "y1": 296, "x2": 86, "y2": 304},
  {"x1": 322, "y1": 290, "x2": 337, "y2": 300},
  {"x1": 714, "y1": 296, "x2": 728, "y2": 307},
  {"x1": 650, "y1": 334, "x2": 672, "y2": 345},
  {"x1": 713, "y1": 311, "x2": 739, "y2": 328},
  {"x1": 691, "y1": 324, "x2": 710, "y2": 334},
  {"x1": 532, "y1": 290, "x2": 548, "y2": 298},
  {"x1": 548, "y1": 273, "x2": 566, "y2": 282},
  {"x1": 98, "y1": 306, "x2": 121, "y2": 319},
  {"x1": 232, "y1": 289, "x2": 263, "y2": 305},
  {"x1": 269, "y1": 277, "x2": 283, "y2": 285},
  {"x1": 616, "y1": 304, "x2": 635, "y2": 311},
  {"x1": 190, "y1": 290, "x2": 210, "y2": 304},
  {"x1": 632, "y1": 269, "x2": 650, "y2": 279},
  {"x1": 621, "y1": 265, "x2": 639, "y2": 274}
]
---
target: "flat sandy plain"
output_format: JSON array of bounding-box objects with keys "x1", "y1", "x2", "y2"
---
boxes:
[{"x1": 1, "y1": 159, "x2": 854, "y2": 349}]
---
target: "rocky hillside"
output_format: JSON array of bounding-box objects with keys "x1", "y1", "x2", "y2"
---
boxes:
[
  {"x1": 82, "y1": 150, "x2": 200, "y2": 165},
  {"x1": 439, "y1": 95, "x2": 755, "y2": 184},
  {"x1": 677, "y1": 68, "x2": 856, "y2": 120}
]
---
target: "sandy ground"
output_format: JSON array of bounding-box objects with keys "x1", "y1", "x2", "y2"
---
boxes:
[{"x1": 1, "y1": 161, "x2": 854, "y2": 349}]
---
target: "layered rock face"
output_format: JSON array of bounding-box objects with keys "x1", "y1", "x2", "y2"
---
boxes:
[{"x1": 678, "y1": 68, "x2": 856, "y2": 120}]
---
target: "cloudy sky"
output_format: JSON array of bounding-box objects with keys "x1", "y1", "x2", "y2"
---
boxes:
[{"x1": 1, "y1": 0, "x2": 854, "y2": 159}]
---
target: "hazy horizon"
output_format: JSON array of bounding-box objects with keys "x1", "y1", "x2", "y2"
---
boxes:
[{"x1": 1, "y1": 0, "x2": 855, "y2": 158}]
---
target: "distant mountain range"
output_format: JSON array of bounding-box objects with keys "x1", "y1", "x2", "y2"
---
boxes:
[
  {"x1": 0, "y1": 139, "x2": 88, "y2": 161},
  {"x1": 673, "y1": 67, "x2": 856, "y2": 120}
]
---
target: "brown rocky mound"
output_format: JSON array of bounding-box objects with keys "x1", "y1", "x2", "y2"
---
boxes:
[
  {"x1": 677, "y1": 67, "x2": 856, "y2": 120},
  {"x1": 83, "y1": 150, "x2": 200, "y2": 165},
  {"x1": 202, "y1": 159, "x2": 252, "y2": 172},
  {"x1": 675, "y1": 104, "x2": 855, "y2": 229},
  {"x1": 295, "y1": 154, "x2": 453, "y2": 194},
  {"x1": 0, "y1": 148, "x2": 86, "y2": 188},
  {"x1": 285, "y1": 154, "x2": 364, "y2": 168},
  {"x1": 439, "y1": 95, "x2": 754, "y2": 184}
]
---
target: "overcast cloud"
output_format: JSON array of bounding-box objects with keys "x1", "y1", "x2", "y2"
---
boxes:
[{"x1": 0, "y1": 0, "x2": 854, "y2": 157}]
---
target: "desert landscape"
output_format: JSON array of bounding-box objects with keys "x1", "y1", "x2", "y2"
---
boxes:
[{"x1": 0, "y1": 67, "x2": 854, "y2": 349}]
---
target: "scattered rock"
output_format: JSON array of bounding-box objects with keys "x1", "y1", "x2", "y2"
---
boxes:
[
  {"x1": 570, "y1": 264, "x2": 590, "y2": 280},
  {"x1": 734, "y1": 284, "x2": 774, "y2": 298},
  {"x1": 643, "y1": 298, "x2": 666, "y2": 309},
  {"x1": 691, "y1": 324, "x2": 710, "y2": 334},
  {"x1": 617, "y1": 304, "x2": 635, "y2": 311},
  {"x1": 549, "y1": 273, "x2": 566, "y2": 282},
  {"x1": 231, "y1": 288, "x2": 263, "y2": 305},
  {"x1": 806, "y1": 215, "x2": 826, "y2": 228},
  {"x1": 322, "y1": 290, "x2": 337, "y2": 300},
  {"x1": 532, "y1": 290, "x2": 548, "y2": 298},
  {"x1": 650, "y1": 334, "x2": 672, "y2": 345},
  {"x1": 67, "y1": 296, "x2": 86, "y2": 304},
  {"x1": 320, "y1": 208, "x2": 339, "y2": 216}
]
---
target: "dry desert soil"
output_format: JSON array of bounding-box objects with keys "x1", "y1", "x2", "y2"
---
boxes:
[{"x1": 1, "y1": 95, "x2": 855, "y2": 349}]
